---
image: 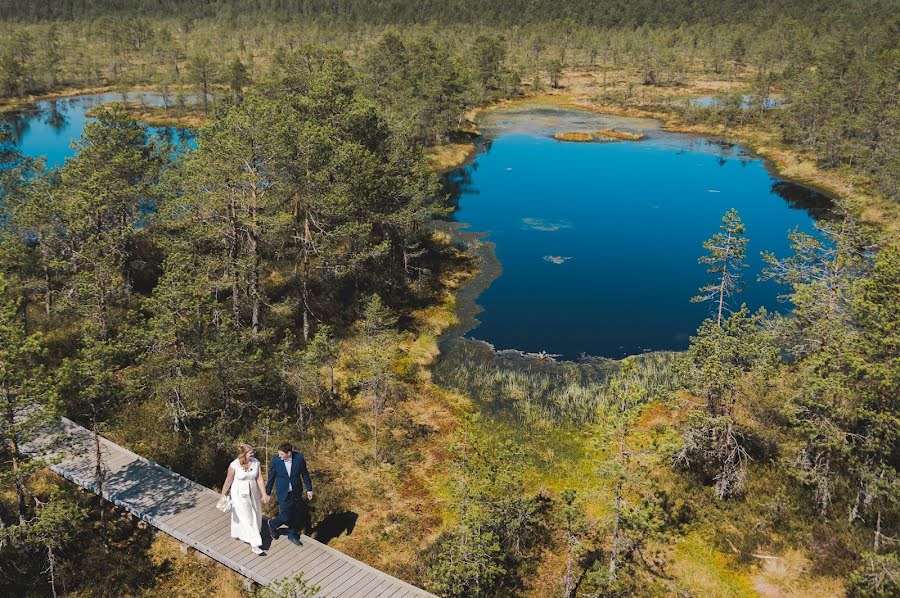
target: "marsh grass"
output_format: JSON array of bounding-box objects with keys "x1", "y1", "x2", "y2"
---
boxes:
[{"x1": 434, "y1": 338, "x2": 679, "y2": 426}]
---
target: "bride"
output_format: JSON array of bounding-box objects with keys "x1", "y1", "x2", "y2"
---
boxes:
[{"x1": 221, "y1": 443, "x2": 271, "y2": 555}]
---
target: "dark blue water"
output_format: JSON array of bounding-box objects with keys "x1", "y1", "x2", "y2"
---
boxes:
[
  {"x1": 2, "y1": 91, "x2": 195, "y2": 168},
  {"x1": 449, "y1": 107, "x2": 830, "y2": 359}
]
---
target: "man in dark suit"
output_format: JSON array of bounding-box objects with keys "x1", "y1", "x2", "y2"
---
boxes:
[{"x1": 266, "y1": 441, "x2": 314, "y2": 546}]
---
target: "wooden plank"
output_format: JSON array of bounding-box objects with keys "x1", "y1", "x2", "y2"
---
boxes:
[
  {"x1": 256, "y1": 542, "x2": 318, "y2": 579},
  {"x1": 272, "y1": 549, "x2": 334, "y2": 582},
  {"x1": 259, "y1": 544, "x2": 323, "y2": 586},
  {"x1": 230, "y1": 546, "x2": 267, "y2": 569},
  {"x1": 350, "y1": 573, "x2": 401, "y2": 598},
  {"x1": 205, "y1": 529, "x2": 240, "y2": 554},
  {"x1": 308, "y1": 559, "x2": 354, "y2": 590},
  {"x1": 192, "y1": 520, "x2": 229, "y2": 546},
  {"x1": 218, "y1": 535, "x2": 255, "y2": 561},
  {"x1": 157, "y1": 504, "x2": 199, "y2": 526},
  {"x1": 181, "y1": 514, "x2": 224, "y2": 539},
  {"x1": 317, "y1": 565, "x2": 375, "y2": 597},
  {"x1": 303, "y1": 557, "x2": 347, "y2": 589},
  {"x1": 176, "y1": 504, "x2": 220, "y2": 531},
  {"x1": 282, "y1": 549, "x2": 336, "y2": 582},
  {"x1": 157, "y1": 507, "x2": 209, "y2": 532},
  {"x1": 346, "y1": 577, "x2": 392, "y2": 598},
  {"x1": 160, "y1": 499, "x2": 219, "y2": 528},
  {"x1": 325, "y1": 572, "x2": 379, "y2": 598},
  {"x1": 378, "y1": 586, "x2": 410, "y2": 598}
]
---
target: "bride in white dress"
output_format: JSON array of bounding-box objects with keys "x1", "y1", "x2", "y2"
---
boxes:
[{"x1": 221, "y1": 443, "x2": 271, "y2": 555}]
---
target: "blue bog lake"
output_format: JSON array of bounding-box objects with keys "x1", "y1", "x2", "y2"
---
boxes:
[
  {"x1": 2, "y1": 91, "x2": 195, "y2": 169},
  {"x1": 448, "y1": 106, "x2": 831, "y2": 359}
]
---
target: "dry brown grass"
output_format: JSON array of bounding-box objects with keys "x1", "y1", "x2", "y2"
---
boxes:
[
  {"x1": 87, "y1": 102, "x2": 207, "y2": 128},
  {"x1": 553, "y1": 131, "x2": 596, "y2": 142},
  {"x1": 425, "y1": 142, "x2": 477, "y2": 172},
  {"x1": 594, "y1": 129, "x2": 645, "y2": 141},
  {"x1": 750, "y1": 550, "x2": 845, "y2": 598},
  {"x1": 141, "y1": 535, "x2": 246, "y2": 598}
]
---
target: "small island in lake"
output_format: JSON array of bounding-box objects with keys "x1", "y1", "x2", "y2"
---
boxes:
[
  {"x1": 553, "y1": 131, "x2": 595, "y2": 142},
  {"x1": 553, "y1": 129, "x2": 645, "y2": 142},
  {"x1": 594, "y1": 129, "x2": 645, "y2": 141}
]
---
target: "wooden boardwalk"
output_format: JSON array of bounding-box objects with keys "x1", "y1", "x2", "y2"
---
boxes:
[{"x1": 25, "y1": 417, "x2": 435, "y2": 598}]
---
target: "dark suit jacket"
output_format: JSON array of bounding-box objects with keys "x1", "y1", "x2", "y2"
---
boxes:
[{"x1": 266, "y1": 452, "x2": 313, "y2": 504}]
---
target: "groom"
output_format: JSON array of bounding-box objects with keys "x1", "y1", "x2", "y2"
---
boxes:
[{"x1": 266, "y1": 441, "x2": 314, "y2": 546}]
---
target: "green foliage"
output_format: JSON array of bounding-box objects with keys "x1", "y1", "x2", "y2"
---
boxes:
[
  {"x1": 346, "y1": 295, "x2": 402, "y2": 460},
  {"x1": 846, "y1": 552, "x2": 900, "y2": 598},
  {"x1": 435, "y1": 338, "x2": 679, "y2": 425},
  {"x1": 361, "y1": 33, "x2": 469, "y2": 143},
  {"x1": 0, "y1": 273, "x2": 58, "y2": 523},
  {"x1": 225, "y1": 56, "x2": 250, "y2": 104},
  {"x1": 426, "y1": 418, "x2": 550, "y2": 597},
  {"x1": 692, "y1": 208, "x2": 748, "y2": 326},
  {"x1": 674, "y1": 306, "x2": 777, "y2": 499},
  {"x1": 0, "y1": 3, "x2": 897, "y2": 595},
  {"x1": 0, "y1": 489, "x2": 87, "y2": 597},
  {"x1": 256, "y1": 571, "x2": 320, "y2": 598},
  {"x1": 546, "y1": 57, "x2": 563, "y2": 89},
  {"x1": 581, "y1": 360, "x2": 665, "y2": 595},
  {"x1": 781, "y1": 35, "x2": 899, "y2": 201}
]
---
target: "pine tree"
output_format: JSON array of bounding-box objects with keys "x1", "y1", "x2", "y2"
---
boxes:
[
  {"x1": 225, "y1": 56, "x2": 250, "y2": 104},
  {"x1": 5, "y1": 490, "x2": 87, "y2": 598},
  {"x1": 427, "y1": 420, "x2": 549, "y2": 597},
  {"x1": 187, "y1": 52, "x2": 215, "y2": 114},
  {"x1": 174, "y1": 94, "x2": 286, "y2": 335},
  {"x1": 127, "y1": 254, "x2": 217, "y2": 432},
  {"x1": 692, "y1": 208, "x2": 748, "y2": 326},
  {"x1": 0, "y1": 274, "x2": 58, "y2": 524},
  {"x1": 347, "y1": 295, "x2": 400, "y2": 461}
]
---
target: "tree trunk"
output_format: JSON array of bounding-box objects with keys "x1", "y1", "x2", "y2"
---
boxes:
[
  {"x1": 249, "y1": 245, "x2": 260, "y2": 336},
  {"x1": 47, "y1": 544, "x2": 58, "y2": 598},
  {"x1": 874, "y1": 508, "x2": 882, "y2": 551},
  {"x1": 564, "y1": 534, "x2": 576, "y2": 597},
  {"x1": 4, "y1": 387, "x2": 28, "y2": 524},
  {"x1": 716, "y1": 230, "x2": 732, "y2": 326},
  {"x1": 229, "y1": 198, "x2": 241, "y2": 326},
  {"x1": 43, "y1": 261, "x2": 52, "y2": 317},
  {"x1": 301, "y1": 215, "x2": 312, "y2": 341},
  {"x1": 609, "y1": 478, "x2": 622, "y2": 579}
]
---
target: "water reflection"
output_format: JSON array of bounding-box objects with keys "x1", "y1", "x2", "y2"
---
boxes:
[
  {"x1": 771, "y1": 181, "x2": 835, "y2": 220},
  {"x1": 44, "y1": 99, "x2": 68, "y2": 132},
  {"x1": 0, "y1": 91, "x2": 196, "y2": 169}
]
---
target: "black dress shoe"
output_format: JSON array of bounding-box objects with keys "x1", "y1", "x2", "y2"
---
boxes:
[
  {"x1": 287, "y1": 534, "x2": 302, "y2": 546},
  {"x1": 267, "y1": 519, "x2": 279, "y2": 538}
]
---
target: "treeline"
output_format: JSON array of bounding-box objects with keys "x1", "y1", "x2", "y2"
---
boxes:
[{"x1": 1, "y1": 0, "x2": 892, "y2": 27}]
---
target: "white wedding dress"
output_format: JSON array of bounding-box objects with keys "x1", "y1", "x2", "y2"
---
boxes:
[{"x1": 229, "y1": 458, "x2": 263, "y2": 548}]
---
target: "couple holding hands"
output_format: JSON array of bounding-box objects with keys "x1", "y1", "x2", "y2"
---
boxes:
[{"x1": 221, "y1": 441, "x2": 313, "y2": 555}]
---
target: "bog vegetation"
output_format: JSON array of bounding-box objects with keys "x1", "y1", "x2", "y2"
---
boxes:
[{"x1": 0, "y1": 1, "x2": 897, "y2": 597}]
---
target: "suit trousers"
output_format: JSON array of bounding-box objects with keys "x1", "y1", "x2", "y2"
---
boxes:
[{"x1": 270, "y1": 491, "x2": 298, "y2": 536}]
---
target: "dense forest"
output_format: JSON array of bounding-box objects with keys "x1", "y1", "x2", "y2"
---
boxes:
[{"x1": 1, "y1": 1, "x2": 898, "y2": 597}]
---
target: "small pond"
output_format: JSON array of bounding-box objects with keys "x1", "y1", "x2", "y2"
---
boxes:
[
  {"x1": 447, "y1": 105, "x2": 831, "y2": 359},
  {"x1": 2, "y1": 91, "x2": 195, "y2": 168}
]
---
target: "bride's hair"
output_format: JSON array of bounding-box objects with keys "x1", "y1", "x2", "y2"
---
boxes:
[{"x1": 237, "y1": 443, "x2": 254, "y2": 471}]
